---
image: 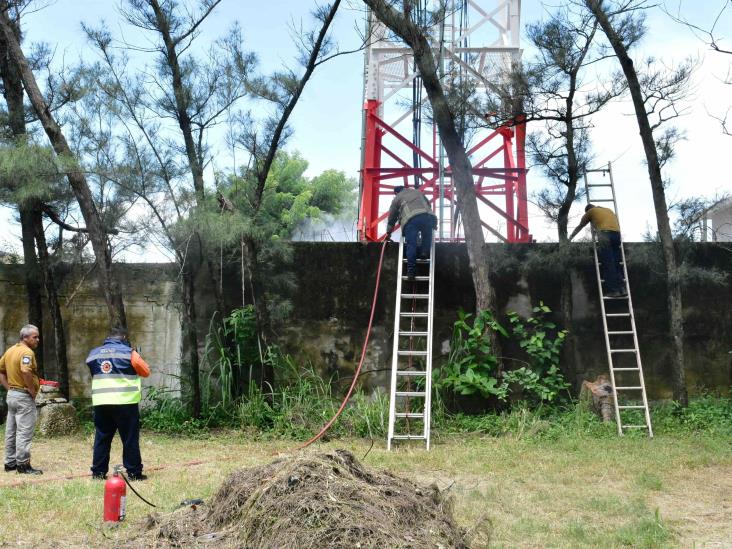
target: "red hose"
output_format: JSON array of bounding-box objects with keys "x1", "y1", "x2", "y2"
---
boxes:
[{"x1": 297, "y1": 237, "x2": 389, "y2": 450}]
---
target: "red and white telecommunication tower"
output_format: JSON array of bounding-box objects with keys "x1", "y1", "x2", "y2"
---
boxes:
[{"x1": 358, "y1": 0, "x2": 531, "y2": 242}]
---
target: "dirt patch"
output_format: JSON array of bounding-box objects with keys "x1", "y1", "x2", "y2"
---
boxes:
[{"x1": 126, "y1": 449, "x2": 479, "y2": 548}]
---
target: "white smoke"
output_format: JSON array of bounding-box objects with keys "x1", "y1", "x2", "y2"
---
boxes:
[{"x1": 292, "y1": 213, "x2": 359, "y2": 242}]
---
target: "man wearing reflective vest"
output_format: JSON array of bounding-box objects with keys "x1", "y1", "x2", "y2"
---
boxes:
[{"x1": 86, "y1": 327, "x2": 150, "y2": 480}]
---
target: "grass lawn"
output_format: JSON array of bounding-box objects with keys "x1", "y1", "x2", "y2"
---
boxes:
[{"x1": 0, "y1": 428, "x2": 730, "y2": 548}]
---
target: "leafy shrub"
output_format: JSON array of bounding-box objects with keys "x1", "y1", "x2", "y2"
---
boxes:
[
  {"x1": 434, "y1": 303, "x2": 570, "y2": 407},
  {"x1": 435, "y1": 309, "x2": 508, "y2": 400},
  {"x1": 141, "y1": 386, "x2": 217, "y2": 435},
  {"x1": 652, "y1": 393, "x2": 732, "y2": 436},
  {"x1": 201, "y1": 306, "x2": 260, "y2": 411}
]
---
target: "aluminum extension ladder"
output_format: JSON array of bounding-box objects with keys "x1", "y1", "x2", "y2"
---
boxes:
[
  {"x1": 387, "y1": 236, "x2": 435, "y2": 450},
  {"x1": 583, "y1": 162, "x2": 653, "y2": 437}
]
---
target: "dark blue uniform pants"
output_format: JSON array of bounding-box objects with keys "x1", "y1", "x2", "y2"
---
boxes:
[
  {"x1": 404, "y1": 212, "x2": 434, "y2": 274},
  {"x1": 91, "y1": 404, "x2": 143, "y2": 476},
  {"x1": 597, "y1": 230, "x2": 624, "y2": 293}
]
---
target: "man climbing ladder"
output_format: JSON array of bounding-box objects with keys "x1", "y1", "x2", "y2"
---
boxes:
[
  {"x1": 577, "y1": 163, "x2": 653, "y2": 437},
  {"x1": 385, "y1": 185, "x2": 437, "y2": 450},
  {"x1": 570, "y1": 204, "x2": 625, "y2": 297},
  {"x1": 386, "y1": 186, "x2": 437, "y2": 280}
]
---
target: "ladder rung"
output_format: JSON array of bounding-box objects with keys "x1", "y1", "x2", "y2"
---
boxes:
[
  {"x1": 618, "y1": 405, "x2": 646, "y2": 409},
  {"x1": 591, "y1": 199, "x2": 615, "y2": 202},
  {"x1": 608, "y1": 331, "x2": 634, "y2": 335},
  {"x1": 587, "y1": 184, "x2": 612, "y2": 187},
  {"x1": 603, "y1": 295, "x2": 628, "y2": 300},
  {"x1": 391, "y1": 434, "x2": 426, "y2": 440},
  {"x1": 616, "y1": 386, "x2": 642, "y2": 390},
  {"x1": 622, "y1": 425, "x2": 649, "y2": 429},
  {"x1": 610, "y1": 349, "x2": 637, "y2": 353},
  {"x1": 395, "y1": 412, "x2": 424, "y2": 419},
  {"x1": 399, "y1": 331, "x2": 428, "y2": 336},
  {"x1": 396, "y1": 370, "x2": 427, "y2": 376},
  {"x1": 395, "y1": 391, "x2": 426, "y2": 397},
  {"x1": 397, "y1": 350, "x2": 428, "y2": 356},
  {"x1": 402, "y1": 258, "x2": 430, "y2": 262},
  {"x1": 613, "y1": 367, "x2": 640, "y2": 371},
  {"x1": 402, "y1": 276, "x2": 430, "y2": 281},
  {"x1": 606, "y1": 313, "x2": 630, "y2": 317},
  {"x1": 400, "y1": 312, "x2": 429, "y2": 317},
  {"x1": 401, "y1": 294, "x2": 429, "y2": 299}
]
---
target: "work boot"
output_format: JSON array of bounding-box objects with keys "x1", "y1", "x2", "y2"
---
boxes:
[
  {"x1": 127, "y1": 472, "x2": 147, "y2": 481},
  {"x1": 91, "y1": 472, "x2": 107, "y2": 480},
  {"x1": 4, "y1": 462, "x2": 16, "y2": 472},
  {"x1": 16, "y1": 462, "x2": 43, "y2": 475},
  {"x1": 406, "y1": 268, "x2": 416, "y2": 282}
]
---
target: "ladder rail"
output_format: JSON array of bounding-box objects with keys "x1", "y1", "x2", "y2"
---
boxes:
[
  {"x1": 424, "y1": 236, "x2": 435, "y2": 449},
  {"x1": 607, "y1": 164, "x2": 654, "y2": 437},
  {"x1": 387, "y1": 238, "x2": 405, "y2": 450}
]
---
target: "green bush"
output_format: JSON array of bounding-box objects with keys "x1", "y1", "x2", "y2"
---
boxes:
[
  {"x1": 434, "y1": 303, "x2": 570, "y2": 407},
  {"x1": 651, "y1": 393, "x2": 732, "y2": 436}
]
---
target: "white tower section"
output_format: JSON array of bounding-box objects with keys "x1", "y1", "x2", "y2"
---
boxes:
[{"x1": 365, "y1": 1, "x2": 522, "y2": 124}]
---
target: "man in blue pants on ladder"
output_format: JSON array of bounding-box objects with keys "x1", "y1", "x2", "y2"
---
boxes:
[
  {"x1": 570, "y1": 204, "x2": 626, "y2": 297},
  {"x1": 385, "y1": 185, "x2": 437, "y2": 281}
]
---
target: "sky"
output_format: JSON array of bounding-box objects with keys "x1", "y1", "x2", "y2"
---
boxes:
[{"x1": 1, "y1": 0, "x2": 731, "y2": 257}]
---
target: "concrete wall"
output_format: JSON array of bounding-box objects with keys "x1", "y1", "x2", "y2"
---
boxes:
[
  {"x1": 1, "y1": 242, "x2": 730, "y2": 402},
  {"x1": 0, "y1": 264, "x2": 182, "y2": 399}
]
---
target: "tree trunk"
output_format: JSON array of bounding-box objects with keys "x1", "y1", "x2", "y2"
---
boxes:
[
  {"x1": 148, "y1": 0, "x2": 205, "y2": 200},
  {"x1": 181, "y1": 264, "x2": 201, "y2": 418},
  {"x1": 557, "y1": 115, "x2": 580, "y2": 389},
  {"x1": 242, "y1": 237, "x2": 274, "y2": 390},
  {"x1": 585, "y1": 0, "x2": 688, "y2": 405},
  {"x1": 364, "y1": 1, "x2": 494, "y2": 313},
  {"x1": 0, "y1": 12, "x2": 44, "y2": 371},
  {"x1": 17, "y1": 206, "x2": 44, "y2": 372},
  {"x1": 0, "y1": 9, "x2": 127, "y2": 330},
  {"x1": 32, "y1": 211, "x2": 69, "y2": 398}
]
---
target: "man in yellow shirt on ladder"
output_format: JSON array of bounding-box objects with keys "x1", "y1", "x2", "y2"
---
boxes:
[{"x1": 570, "y1": 204, "x2": 626, "y2": 298}]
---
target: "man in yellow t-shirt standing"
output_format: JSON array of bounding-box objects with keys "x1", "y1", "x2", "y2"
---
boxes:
[
  {"x1": 569, "y1": 204, "x2": 627, "y2": 298},
  {"x1": 0, "y1": 324, "x2": 43, "y2": 475}
]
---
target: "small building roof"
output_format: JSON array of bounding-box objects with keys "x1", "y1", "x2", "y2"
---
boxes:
[{"x1": 707, "y1": 196, "x2": 732, "y2": 216}]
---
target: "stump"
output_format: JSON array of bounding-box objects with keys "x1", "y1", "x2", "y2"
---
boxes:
[
  {"x1": 36, "y1": 384, "x2": 78, "y2": 436},
  {"x1": 580, "y1": 374, "x2": 614, "y2": 422}
]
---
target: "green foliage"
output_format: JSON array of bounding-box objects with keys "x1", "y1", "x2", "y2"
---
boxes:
[
  {"x1": 433, "y1": 401, "x2": 616, "y2": 440},
  {"x1": 141, "y1": 347, "x2": 388, "y2": 439},
  {"x1": 0, "y1": 141, "x2": 69, "y2": 207},
  {"x1": 201, "y1": 306, "x2": 260, "y2": 410},
  {"x1": 435, "y1": 303, "x2": 570, "y2": 406},
  {"x1": 611, "y1": 508, "x2": 672, "y2": 548},
  {"x1": 141, "y1": 387, "x2": 212, "y2": 435},
  {"x1": 505, "y1": 304, "x2": 570, "y2": 403},
  {"x1": 431, "y1": 395, "x2": 732, "y2": 441},
  {"x1": 435, "y1": 309, "x2": 508, "y2": 399},
  {"x1": 651, "y1": 393, "x2": 732, "y2": 436},
  {"x1": 221, "y1": 150, "x2": 356, "y2": 240}
]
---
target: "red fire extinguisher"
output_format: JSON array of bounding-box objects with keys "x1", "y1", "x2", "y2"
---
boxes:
[{"x1": 103, "y1": 465, "x2": 127, "y2": 522}]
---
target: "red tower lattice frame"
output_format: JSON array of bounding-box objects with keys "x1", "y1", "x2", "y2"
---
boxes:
[{"x1": 358, "y1": 100, "x2": 530, "y2": 242}]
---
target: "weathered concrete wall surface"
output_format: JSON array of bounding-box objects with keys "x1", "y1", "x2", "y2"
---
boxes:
[
  {"x1": 0, "y1": 264, "x2": 182, "y2": 400},
  {"x1": 281, "y1": 242, "x2": 732, "y2": 399},
  {"x1": 0, "y1": 242, "x2": 730, "y2": 401}
]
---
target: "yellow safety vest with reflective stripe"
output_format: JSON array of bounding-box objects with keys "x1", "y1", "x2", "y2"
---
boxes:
[{"x1": 86, "y1": 339, "x2": 142, "y2": 406}]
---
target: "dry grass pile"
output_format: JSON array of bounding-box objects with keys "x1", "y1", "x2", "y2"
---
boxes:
[{"x1": 128, "y1": 449, "x2": 476, "y2": 548}]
